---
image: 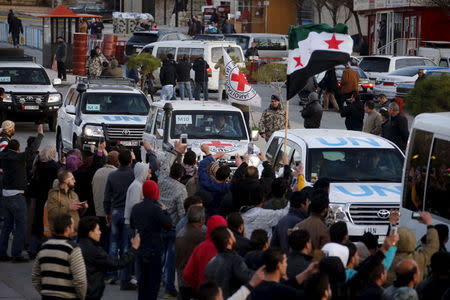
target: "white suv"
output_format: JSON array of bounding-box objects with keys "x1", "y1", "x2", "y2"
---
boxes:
[
  {"x1": 56, "y1": 78, "x2": 150, "y2": 155},
  {"x1": 359, "y1": 55, "x2": 436, "y2": 80}
]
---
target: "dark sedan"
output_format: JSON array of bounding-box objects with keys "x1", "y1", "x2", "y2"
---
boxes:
[{"x1": 70, "y1": 3, "x2": 113, "y2": 22}]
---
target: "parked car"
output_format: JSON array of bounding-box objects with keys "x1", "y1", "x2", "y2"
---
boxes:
[
  {"x1": 395, "y1": 68, "x2": 450, "y2": 99},
  {"x1": 70, "y1": 3, "x2": 112, "y2": 22},
  {"x1": 125, "y1": 31, "x2": 191, "y2": 57},
  {"x1": 316, "y1": 65, "x2": 375, "y2": 101},
  {"x1": 224, "y1": 33, "x2": 288, "y2": 59},
  {"x1": 374, "y1": 66, "x2": 446, "y2": 99},
  {"x1": 358, "y1": 55, "x2": 436, "y2": 80}
]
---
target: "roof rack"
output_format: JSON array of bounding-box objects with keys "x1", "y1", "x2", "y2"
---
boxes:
[{"x1": 75, "y1": 76, "x2": 137, "y2": 88}]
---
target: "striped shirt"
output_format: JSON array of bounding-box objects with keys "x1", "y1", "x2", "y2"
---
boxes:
[{"x1": 32, "y1": 236, "x2": 87, "y2": 300}]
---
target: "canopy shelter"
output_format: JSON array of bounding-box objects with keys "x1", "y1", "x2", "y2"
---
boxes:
[{"x1": 36, "y1": 5, "x2": 101, "y2": 68}]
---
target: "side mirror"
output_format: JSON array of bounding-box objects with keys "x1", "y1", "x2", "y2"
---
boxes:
[
  {"x1": 156, "y1": 128, "x2": 164, "y2": 138},
  {"x1": 66, "y1": 105, "x2": 76, "y2": 115},
  {"x1": 251, "y1": 129, "x2": 259, "y2": 141},
  {"x1": 53, "y1": 78, "x2": 62, "y2": 86}
]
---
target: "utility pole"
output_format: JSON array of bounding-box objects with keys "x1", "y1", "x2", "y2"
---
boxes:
[
  {"x1": 164, "y1": 0, "x2": 167, "y2": 25},
  {"x1": 175, "y1": 0, "x2": 179, "y2": 27},
  {"x1": 190, "y1": 0, "x2": 193, "y2": 18}
]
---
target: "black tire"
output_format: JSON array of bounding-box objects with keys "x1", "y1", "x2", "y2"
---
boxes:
[
  {"x1": 48, "y1": 115, "x2": 57, "y2": 132},
  {"x1": 56, "y1": 130, "x2": 64, "y2": 160},
  {"x1": 72, "y1": 135, "x2": 79, "y2": 150}
]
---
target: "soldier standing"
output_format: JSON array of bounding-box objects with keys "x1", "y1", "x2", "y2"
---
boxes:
[{"x1": 258, "y1": 95, "x2": 287, "y2": 142}]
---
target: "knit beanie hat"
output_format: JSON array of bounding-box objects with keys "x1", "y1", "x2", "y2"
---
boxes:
[
  {"x1": 322, "y1": 242, "x2": 350, "y2": 267},
  {"x1": 143, "y1": 180, "x2": 159, "y2": 200},
  {"x1": 208, "y1": 160, "x2": 220, "y2": 177},
  {"x1": 1, "y1": 120, "x2": 14, "y2": 132}
]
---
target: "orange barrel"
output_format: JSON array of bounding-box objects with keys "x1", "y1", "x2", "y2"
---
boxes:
[
  {"x1": 102, "y1": 34, "x2": 118, "y2": 58},
  {"x1": 115, "y1": 40, "x2": 126, "y2": 65},
  {"x1": 73, "y1": 61, "x2": 87, "y2": 76},
  {"x1": 73, "y1": 33, "x2": 89, "y2": 42}
]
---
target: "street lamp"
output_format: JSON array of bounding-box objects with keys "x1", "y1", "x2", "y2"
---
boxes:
[{"x1": 264, "y1": 1, "x2": 269, "y2": 33}]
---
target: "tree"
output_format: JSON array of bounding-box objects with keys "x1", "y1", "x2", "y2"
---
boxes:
[
  {"x1": 405, "y1": 75, "x2": 450, "y2": 116},
  {"x1": 312, "y1": 0, "x2": 327, "y2": 23},
  {"x1": 252, "y1": 63, "x2": 287, "y2": 101},
  {"x1": 126, "y1": 53, "x2": 161, "y2": 91},
  {"x1": 324, "y1": 0, "x2": 342, "y2": 26},
  {"x1": 342, "y1": 0, "x2": 363, "y2": 39}
]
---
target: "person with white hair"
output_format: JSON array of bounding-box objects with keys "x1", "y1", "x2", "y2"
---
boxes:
[{"x1": 28, "y1": 146, "x2": 61, "y2": 258}]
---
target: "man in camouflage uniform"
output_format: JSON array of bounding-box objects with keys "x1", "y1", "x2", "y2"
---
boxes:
[{"x1": 258, "y1": 95, "x2": 287, "y2": 142}]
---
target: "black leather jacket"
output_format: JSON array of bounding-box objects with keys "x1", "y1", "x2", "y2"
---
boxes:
[{"x1": 301, "y1": 100, "x2": 323, "y2": 128}]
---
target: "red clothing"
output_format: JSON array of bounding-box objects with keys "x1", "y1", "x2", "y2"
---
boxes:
[
  {"x1": 182, "y1": 215, "x2": 227, "y2": 289},
  {"x1": 143, "y1": 180, "x2": 159, "y2": 200}
]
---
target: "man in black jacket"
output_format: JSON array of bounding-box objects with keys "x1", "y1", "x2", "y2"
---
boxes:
[
  {"x1": 78, "y1": 216, "x2": 140, "y2": 300},
  {"x1": 55, "y1": 36, "x2": 67, "y2": 81},
  {"x1": 301, "y1": 92, "x2": 323, "y2": 128},
  {"x1": 176, "y1": 55, "x2": 193, "y2": 100},
  {"x1": 286, "y1": 229, "x2": 313, "y2": 280},
  {"x1": 204, "y1": 226, "x2": 254, "y2": 298},
  {"x1": 384, "y1": 102, "x2": 409, "y2": 152},
  {"x1": 131, "y1": 179, "x2": 172, "y2": 300},
  {"x1": 340, "y1": 92, "x2": 365, "y2": 131},
  {"x1": 103, "y1": 150, "x2": 135, "y2": 289},
  {"x1": 9, "y1": 15, "x2": 23, "y2": 47},
  {"x1": 160, "y1": 55, "x2": 177, "y2": 100},
  {"x1": 192, "y1": 56, "x2": 209, "y2": 100},
  {"x1": 0, "y1": 124, "x2": 43, "y2": 262}
]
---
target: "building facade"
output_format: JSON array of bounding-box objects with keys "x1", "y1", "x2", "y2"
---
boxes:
[{"x1": 354, "y1": 0, "x2": 450, "y2": 55}]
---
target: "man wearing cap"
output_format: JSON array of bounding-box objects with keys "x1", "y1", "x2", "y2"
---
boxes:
[
  {"x1": 55, "y1": 36, "x2": 67, "y2": 81},
  {"x1": 301, "y1": 92, "x2": 323, "y2": 128},
  {"x1": 258, "y1": 95, "x2": 287, "y2": 142}
]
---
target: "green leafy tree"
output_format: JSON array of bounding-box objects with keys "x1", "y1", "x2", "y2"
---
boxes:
[
  {"x1": 126, "y1": 53, "x2": 161, "y2": 91},
  {"x1": 405, "y1": 74, "x2": 450, "y2": 116},
  {"x1": 252, "y1": 63, "x2": 287, "y2": 101}
]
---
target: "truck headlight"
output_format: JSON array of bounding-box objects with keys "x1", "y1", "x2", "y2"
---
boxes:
[
  {"x1": 48, "y1": 93, "x2": 61, "y2": 103},
  {"x1": 84, "y1": 125, "x2": 104, "y2": 137},
  {"x1": 2, "y1": 93, "x2": 12, "y2": 103},
  {"x1": 328, "y1": 203, "x2": 349, "y2": 222}
]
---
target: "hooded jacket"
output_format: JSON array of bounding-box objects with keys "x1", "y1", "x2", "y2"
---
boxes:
[
  {"x1": 183, "y1": 215, "x2": 228, "y2": 290},
  {"x1": 385, "y1": 226, "x2": 439, "y2": 286},
  {"x1": 124, "y1": 162, "x2": 149, "y2": 224}
]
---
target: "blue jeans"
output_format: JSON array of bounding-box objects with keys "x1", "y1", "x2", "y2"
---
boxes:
[
  {"x1": 108, "y1": 208, "x2": 131, "y2": 286},
  {"x1": 0, "y1": 194, "x2": 27, "y2": 257},
  {"x1": 178, "y1": 82, "x2": 193, "y2": 100},
  {"x1": 162, "y1": 229, "x2": 176, "y2": 294},
  {"x1": 160, "y1": 85, "x2": 174, "y2": 100},
  {"x1": 136, "y1": 253, "x2": 162, "y2": 300},
  {"x1": 194, "y1": 81, "x2": 208, "y2": 100}
]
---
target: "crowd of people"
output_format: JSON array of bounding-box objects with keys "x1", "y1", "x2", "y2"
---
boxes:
[{"x1": 0, "y1": 116, "x2": 448, "y2": 300}]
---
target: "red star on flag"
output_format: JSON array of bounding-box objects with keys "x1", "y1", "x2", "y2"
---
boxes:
[
  {"x1": 325, "y1": 34, "x2": 344, "y2": 49},
  {"x1": 293, "y1": 56, "x2": 303, "y2": 67},
  {"x1": 231, "y1": 72, "x2": 249, "y2": 91}
]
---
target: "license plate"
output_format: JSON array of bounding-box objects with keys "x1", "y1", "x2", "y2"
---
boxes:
[
  {"x1": 23, "y1": 105, "x2": 39, "y2": 110},
  {"x1": 120, "y1": 141, "x2": 139, "y2": 147},
  {"x1": 364, "y1": 227, "x2": 378, "y2": 234}
]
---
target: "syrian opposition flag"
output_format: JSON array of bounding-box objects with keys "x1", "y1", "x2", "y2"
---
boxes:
[
  {"x1": 286, "y1": 23, "x2": 354, "y2": 100},
  {"x1": 223, "y1": 48, "x2": 261, "y2": 107}
]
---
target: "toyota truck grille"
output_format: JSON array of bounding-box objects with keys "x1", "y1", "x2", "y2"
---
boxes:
[
  {"x1": 13, "y1": 94, "x2": 47, "y2": 104},
  {"x1": 105, "y1": 125, "x2": 145, "y2": 140},
  {"x1": 349, "y1": 203, "x2": 400, "y2": 225}
]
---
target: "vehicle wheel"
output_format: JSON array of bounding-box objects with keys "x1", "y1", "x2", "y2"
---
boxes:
[
  {"x1": 48, "y1": 115, "x2": 57, "y2": 132},
  {"x1": 56, "y1": 130, "x2": 64, "y2": 160},
  {"x1": 73, "y1": 135, "x2": 79, "y2": 150}
]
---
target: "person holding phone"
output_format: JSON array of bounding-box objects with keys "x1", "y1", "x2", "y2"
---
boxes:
[{"x1": 46, "y1": 170, "x2": 88, "y2": 238}]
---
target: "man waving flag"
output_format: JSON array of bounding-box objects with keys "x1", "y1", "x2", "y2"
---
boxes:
[
  {"x1": 223, "y1": 48, "x2": 261, "y2": 107},
  {"x1": 286, "y1": 23, "x2": 354, "y2": 100}
]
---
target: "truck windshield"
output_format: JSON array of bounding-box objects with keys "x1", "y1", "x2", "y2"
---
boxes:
[
  {"x1": 82, "y1": 93, "x2": 149, "y2": 115},
  {"x1": 307, "y1": 148, "x2": 404, "y2": 182},
  {"x1": 170, "y1": 111, "x2": 247, "y2": 140},
  {"x1": 0, "y1": 68, "x2": 50, "y2": 85}
]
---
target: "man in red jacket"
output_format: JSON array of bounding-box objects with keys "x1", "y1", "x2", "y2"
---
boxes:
[{"x1": 183, "y1": 215, "x2": 228, "y2": 290}]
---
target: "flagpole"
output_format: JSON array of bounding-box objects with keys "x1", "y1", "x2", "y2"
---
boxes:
[{"x1": 284, "y1": 100, "x2": 289, "y2": 154}]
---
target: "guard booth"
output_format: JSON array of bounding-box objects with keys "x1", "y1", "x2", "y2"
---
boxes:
[{"x1": 39, "y1": 5, "x2": 100, "y2": 70}]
